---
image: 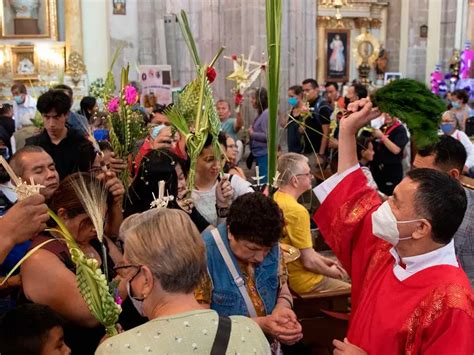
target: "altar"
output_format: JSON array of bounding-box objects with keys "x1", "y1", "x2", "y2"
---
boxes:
[{"x1": 0, "y1": 0, "x2": 87, "y2": 106}]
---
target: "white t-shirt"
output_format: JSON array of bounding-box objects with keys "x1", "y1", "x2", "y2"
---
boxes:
[
  {"x1": 192, "y1": 174, "x2": 253, "y2": 226},
  {"x1": 451, "y1": 130, "x2": 474, "y2": 168}
]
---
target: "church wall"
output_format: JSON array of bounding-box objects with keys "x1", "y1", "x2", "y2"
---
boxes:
[
  {"x1": 385, "y1": 0, "x2": 401, "y2": 73},
  {"x1": 405, "y1": 0, "x2": 428, "y2": 82},
  {"x1": 104, "y1": 0, "x2": 316, "y2": 131}
]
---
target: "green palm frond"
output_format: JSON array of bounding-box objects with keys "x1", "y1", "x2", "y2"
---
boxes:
[{"x1": 371, "y1": 79, "x2": 445, "y2": 148}]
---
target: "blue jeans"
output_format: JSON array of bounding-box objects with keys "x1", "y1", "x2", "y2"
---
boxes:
[{"x1": 255, "y1": 154, "x2": 268, "y2": 184}]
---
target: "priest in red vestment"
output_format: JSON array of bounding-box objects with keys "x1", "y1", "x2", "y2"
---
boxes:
[{"x1": 313, "y1": 99, "x2": 473, "y2": 354}]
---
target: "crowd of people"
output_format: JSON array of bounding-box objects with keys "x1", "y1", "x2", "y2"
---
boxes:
[{"x1": 0, "y1": 78, "x2": 472, "y2": 354}]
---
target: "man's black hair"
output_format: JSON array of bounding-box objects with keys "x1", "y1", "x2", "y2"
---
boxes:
[
  {"x1": 227, "y1": 192, "x2": 284, "y2": 247},
  {"x1": 36, "y1": 90, "x2": 72, "y2": 116},
  {"x1": 406, "y1": 168, "x2": 467, "y2": 245},
  {"x1": 302, "y1": 78, "x2": 319, "y2": 89},
  {"x1": 325, "y1": 81, "x2": 339, "y2": 90},
  {"x1": 352, "y1": 83, "x2": 368, "y2": 99},
  {"x1": 11, "y1": 82, "x2": 27, "y2": 94},
  {"x1": 0, "y1": 304, "x2": 65, "y2": 355},
  {"x1": 0, "y1": 103, "x2": 13, "y2": 116},
  {"x1": 289, "y1": 85, "x2": 303, "y2": 96},
  {"x1": 53, "y1": 84, "x2": 73, "y2": 98},
  {"x1": 416, "y1": 135, "x2": 467, "y2": 173}
]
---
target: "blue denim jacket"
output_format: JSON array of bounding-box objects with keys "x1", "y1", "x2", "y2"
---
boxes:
[{"x1": 202, "y1": 223, "x2": 280, "y2": 317}]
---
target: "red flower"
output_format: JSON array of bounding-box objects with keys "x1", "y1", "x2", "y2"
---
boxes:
[
  {"x1": 206, "y1": 67, "x2": 217, "y2": 83},
  {"x1": 231, "y1": 54, "x2": 238, "y2": 61},
  {"x1": 234, "y1": 92, "x2": 244, "y2": 106}
]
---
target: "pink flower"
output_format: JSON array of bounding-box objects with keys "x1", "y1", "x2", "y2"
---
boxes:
[
  {"x1": 124, "y1": 84, "x2": 138, "y2": 105},
  {"x1": 107, "y1": 97, "x2": 119, "y2": 113}
]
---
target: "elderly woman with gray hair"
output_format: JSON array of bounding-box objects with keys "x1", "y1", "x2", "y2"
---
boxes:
[{"x1": 96, "y1": 208, "x2": 270, "y2": 354}]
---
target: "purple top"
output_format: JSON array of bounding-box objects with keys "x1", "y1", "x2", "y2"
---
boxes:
[{"x1": 250, "y1": 108, "x2": 269, "y2": 157}]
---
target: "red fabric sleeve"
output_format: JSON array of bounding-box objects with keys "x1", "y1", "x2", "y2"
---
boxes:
[
  {"x1": 313, "y1": 168, "x2": 382, "y2": 279},
  {"x1": 419, "y1": 308, "x2": 474, "y2": 354}
]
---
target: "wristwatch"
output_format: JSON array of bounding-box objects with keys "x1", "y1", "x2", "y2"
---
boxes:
[{"x1": 216, "y1": 204, "x2": 230, "y2": 218}]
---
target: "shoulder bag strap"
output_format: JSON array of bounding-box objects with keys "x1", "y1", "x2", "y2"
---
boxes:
[
  {"x1": 210, "y1": 316, "x2": 232, "y2": 355},
  {"x1": 210, "y1": 228, "x2": 258, "y2": 317}
]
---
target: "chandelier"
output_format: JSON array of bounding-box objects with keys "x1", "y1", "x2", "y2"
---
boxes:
[{"x1": 319, "y1": 0, "x2": 351, "y2": 20}]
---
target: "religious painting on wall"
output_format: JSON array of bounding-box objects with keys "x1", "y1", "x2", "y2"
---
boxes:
[
  {"x1": 325, "y1": 29, "x2": 350, "y2": 82},
  {"x1": 11, "y1": 45, "x2": 38, "y2": 80},
  {"x1": 0, "y1": 0, "x2": 56, "y2": 38},
  {"x1": 112, "y1": 0, "x2": 126, "y2": 15}
]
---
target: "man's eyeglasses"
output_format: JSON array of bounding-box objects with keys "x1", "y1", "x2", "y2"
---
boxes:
[{"x1": 295, "y1": 172, "x2": 312, "y2": 178}]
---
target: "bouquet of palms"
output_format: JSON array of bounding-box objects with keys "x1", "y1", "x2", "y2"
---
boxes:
[
  {"x1": 0, "y1": 158, "x2": 121, "y2": 336},
  {"x1": 106, "y1": 65, "x2": 146, "y2": 188},
  {"x1": 165, "y1": 10, "x2": 224, "y2": 191}
]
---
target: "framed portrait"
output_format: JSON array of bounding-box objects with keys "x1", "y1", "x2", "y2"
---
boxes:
[
  {"x1": 112, "y1": 0, "x2": 126, "y2": 15},
  {"x1": 0, "y1": 0, "x2": 57, "y2": 39},
  {"x1": 384, "y1": 72, "x2": 402, "y2": 85},
  {"x1": 11, "y1": 45, "x2": 38, "y2": 80},
  {"x1": 325, "y1": 29, "x2": 350, "y2": 82}
]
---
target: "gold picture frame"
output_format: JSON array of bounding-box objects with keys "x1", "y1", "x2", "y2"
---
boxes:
[
  {"x1": 11, "y1": 45, "x2": 38, "y2": 80},
  {"x1": 0, "y1": 0, "x2": 57, "y2": 39}
]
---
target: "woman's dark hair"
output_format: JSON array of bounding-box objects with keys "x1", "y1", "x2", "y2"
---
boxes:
[
  {"x1": 98, "y1": 140, "x2": 113, "y2": 152},
  {"x1": 0, "y1": 304, "x2": 65, "y2": 355},
  {"x1": 452, "y1": 89, "x2": 469, "y2": 104},
  {"x1": 49, "y1": 172, "x2": 111, "y2": 218},
  {"x1": 125, "y1": 150, "x2": 180, "y2": 217},
  {"x1": 406, "y1": 168, "x2": 467, "y2": 245},
  {"x1": 203, "y1": 131, "x2": 227, "y2": 150},
  {"x1": 288, "y1": 85, "x2": 303, "y2": 96},
  {"x1": 80, "y1": 96, "x2": 97, "y2": 122},
  {"x1": 152, "y1": 103, "x2": 167, "y2": 114},
  {"x1": 36, "y1": 90, "x2": 71, "y2": 115},
  {"x1": 356, "y1": 135, "x2": 373, "y2": 161},
  {"x1": 254, "y1": 87, "x2": 268, "y2": 115},
  {"x1": 227, "y1": 192, "x2": 284, "y2": 247}
]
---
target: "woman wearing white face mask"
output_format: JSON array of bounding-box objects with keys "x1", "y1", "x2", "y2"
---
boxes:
[
  {"x1": 449, "y1": 89, "x2": 470, "y2": 132},
  {"x1": 97, "y1": 208, "x2": 270, "y2": 354},
  {"x1": 313, "y1": 99, "x2": 472, "y2": 355},
  {"x1": 440, "y1": 111, "x2": 474, "y2": 172}
]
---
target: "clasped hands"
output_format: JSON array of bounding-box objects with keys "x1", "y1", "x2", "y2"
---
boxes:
[{"x1": 259, "y1": 306, "x2": 302, "y2": 345}]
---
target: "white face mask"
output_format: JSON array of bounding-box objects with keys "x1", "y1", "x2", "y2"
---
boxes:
[
  {"x1": 372, "y1": 201, "x2": 423, "y2": 246},
  {"x1": 127, "y1": 280, "x2": 146, "y2": 317}
]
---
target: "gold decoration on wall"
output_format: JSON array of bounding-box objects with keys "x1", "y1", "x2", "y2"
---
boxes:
[
  {"x1": 318, "y1": 16, "x2": 353, "y2": 29},
  {"x1": 0, "y1": 0, "x2": 58, "y2": 40},
  {"x1": 66, "y1": 51, "x2": 86, "y2": 86},
  {"x1": 353, "y1": 31, "x2": 380, "y2": 67}
]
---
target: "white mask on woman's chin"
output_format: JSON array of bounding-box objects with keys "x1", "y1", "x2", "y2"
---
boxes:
[
  {"x1": 127, "y1": 280, "x2": 146, "y2": 317},
  {"x1": 372, "y1": 201, "x2": 422, "y2": 246}
]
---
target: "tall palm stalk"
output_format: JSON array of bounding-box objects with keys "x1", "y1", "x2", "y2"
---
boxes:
[{"x1": 266, "y1": 0, "x2": 282, "y2": 188}]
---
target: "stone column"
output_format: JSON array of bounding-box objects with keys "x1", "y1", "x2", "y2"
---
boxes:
[
  {"x1": 82, "y1": 0, "x2": 109, "y2": 82},
  {"x1": 425, "y1": 0, "x2": 442, "y2": 85},
  {"x1": 317, "y1": 19, "x2": 327, "y2": 84},
  {"x1": 380, "y1": 6, "x2": 388, "y2": 47},
  {"x1": 398, "y1": 0, "x2": 410, "y2": 76}
]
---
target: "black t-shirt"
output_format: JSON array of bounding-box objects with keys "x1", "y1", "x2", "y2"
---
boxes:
[
  {"x1": 372, "y1": 124, "x2": 409, "y2": 165},
  {"x1": 303, "y1": 96, "x2": 332, "y2": 154},
  {"x1": 25, "y1": 128, "x2": 94, "y2": 180}
]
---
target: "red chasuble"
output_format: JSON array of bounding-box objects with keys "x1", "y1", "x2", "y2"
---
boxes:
[{"x1": 314, "y1": 168, "x2": 474, "y2": 354}]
